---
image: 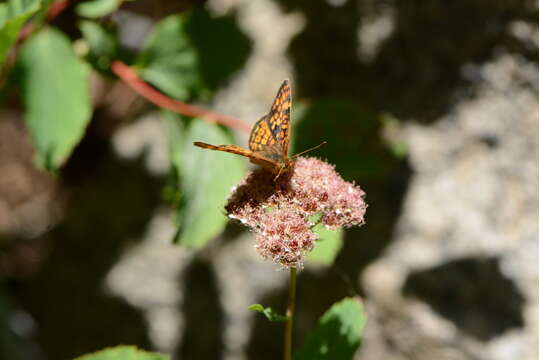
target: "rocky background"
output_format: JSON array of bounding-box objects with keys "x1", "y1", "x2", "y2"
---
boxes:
[{"x1": 1, "y1": 0, "x2": 539, "y2": 359}]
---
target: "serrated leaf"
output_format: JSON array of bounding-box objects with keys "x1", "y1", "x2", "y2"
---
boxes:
[
  {"x1": 308, "y1": 224, "x2": 343, "y2": 266},
  {"x1": 165, "y1": 113, "x2": 245, "y2": 247},
  {"x1": 19, "y1": 27, "x2": 92, "y2": 170},
  {"x1": 248, "y1": 304, "x2": 288, "y2": 322},
  {"x1": 0, "y1": 0, "x2": 42, "y2": 66},
  {"x1": 76, "y1": 0, "x2": 122, "y2": 18},
  {"x1": 137, "y1": 14, "x2": 203, "y2": 101},
  {"x1": 74, "y1": 345, "x2": 169, "y2": 360},
  {"x1": 294, "y1": 298, "x2": 366, "y2": 360},
  {"x1": 79, "y1": 20, "x2": 117, "y2": 72}
]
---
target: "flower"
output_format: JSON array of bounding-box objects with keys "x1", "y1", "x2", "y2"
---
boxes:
[{"x1": 226, "y1": 157, "x2": 367, "y2": 269}]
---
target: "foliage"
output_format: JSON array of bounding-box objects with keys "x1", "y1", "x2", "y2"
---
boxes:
[
  {"x1": 0, "y1": 0, "x2": 41, "y2": 66},
  {"x1": 76, "y1": 0, "x2": 125, "y2": 19},
  {"x1": 165, "y1": 112, "x2": 244, "y2": 247},
  {"x1": 79, "y1": 20, "x2": 118, "y2": 73},
  {"x1": 309, "y1": 224, "x2": 343, "y2": 265},
  {"x1": 74, "y1": 346, "x2": 169, "y2": 360},
  {"x1": 19, "y1": 27, "x2": 92, "y2": 170},
  {"x1": 136, "y1": 14, "x2": 204, "y2": 100},
  {"x1": 248, "y1": 304, "x2": 288, "y2": 322},
  {"x1": 295, "y1": 298, "x2": 366, "y2": 360}
]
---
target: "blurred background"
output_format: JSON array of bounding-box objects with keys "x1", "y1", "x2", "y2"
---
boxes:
[{"x1": 1, "y1": 0, "x2": 539, "y2": 359}]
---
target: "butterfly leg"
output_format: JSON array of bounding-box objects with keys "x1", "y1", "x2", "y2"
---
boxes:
[{"x1": 273, "y1": 165, "x2": 285, "y2": 182}]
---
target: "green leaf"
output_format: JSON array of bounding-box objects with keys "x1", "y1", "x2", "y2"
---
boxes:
[
  {"x1": 137, "y1": 14, "x2": 203, "y2": 101},
  {"x1": 184, "y1": 7, "x2": 251, "y2": 92},
  {"x1": 164, "y1": 111, "x2": 185, "y2": 180},
  {"x1": 294, "y1": 298, "x2": 366, "y2": 360},
  {"x1": 0, "y1": 0, "x2": 42, "y2": 67},
  {"x1": 248, "y1": 304, "x2": 288, "y2": 322},
  {"x1": 137, "y1": 8, "x2": 251, "y2": 100},
  {"x1": 79, "y1": 20, "x2": 117, "y2": 72},
  {"x1": 164, "y1": 112, "x2": 245, "y2": 247},
  {"x1": 74, "y1": 345, "x2": 169, "y2": 360},
  {"x1": 308, "y1": 224, "x2": 343, "y2": 266},
  {"x1": 76, "y1": 0, "x2": 122, "y2": 18},
  {"x1": 19, "y1": 27, "x2": 92, "y2": 170}
]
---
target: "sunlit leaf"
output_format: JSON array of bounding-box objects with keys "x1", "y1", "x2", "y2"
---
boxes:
[
  {"x1": 164, "y1": 112, "x2": 245, "y2": 247},
  {"x1": 0, "y1": 0, "x2": 42, "y2": 66},
  {"x1": 19, "y1": 27, "x2": 91, "y2": 170},
  {"x1": 248, "y1": 304, "x2": 288, "y2": 322},
  {"x1": 74, "y1": 345, "x2": 169, "y2": 360},
  {"x1": 308, "y1": 224, "x2": 343, "y2": 266},
  {"x1": 137, "y1": 14, "x2": 203, "y2": 101},
  {"x1": 294, "y1": 297, "x2": 366, "y2": 360},
  {"x1": 76, "y1": 0, "x2": 122, "y2": 18}
]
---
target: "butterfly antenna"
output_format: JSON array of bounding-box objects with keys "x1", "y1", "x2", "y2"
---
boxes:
[{"x1": 292, "y1": 141, "x2": 327, "y2": 159}]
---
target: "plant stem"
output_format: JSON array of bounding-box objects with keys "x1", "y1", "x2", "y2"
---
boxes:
[
  {"x1": 110, "y1": 61, "x2": 251, "y2": 133},
  {"x1": 284, "y1": 267, "x2": 297, "y2": 360}
]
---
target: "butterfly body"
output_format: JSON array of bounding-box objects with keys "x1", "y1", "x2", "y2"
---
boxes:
[{"x1": 194, "y1": 79, "x2": 294, "y2": 179}]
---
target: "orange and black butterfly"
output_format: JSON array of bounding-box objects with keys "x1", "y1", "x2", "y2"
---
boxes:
[{"x1": 194, "y1": 80, "x2": 324, "y2": 180}]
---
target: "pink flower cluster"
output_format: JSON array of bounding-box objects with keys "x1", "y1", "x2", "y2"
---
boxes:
[{"x1": 226, "y1": 157, "x2": 367, "y2": 269}]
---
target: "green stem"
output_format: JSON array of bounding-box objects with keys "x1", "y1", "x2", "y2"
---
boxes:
[{"x1": 284, "y1": 267, "x2": 297, "y2": 360}]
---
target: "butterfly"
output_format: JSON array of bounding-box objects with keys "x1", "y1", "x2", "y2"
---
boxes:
[{"x1": 194, "y1": 79, "x2": 324, "y2": 180}]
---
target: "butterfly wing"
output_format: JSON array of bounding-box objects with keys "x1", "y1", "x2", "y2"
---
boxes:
[
  {"x1": 267, "y1": 79, "x2": 291, "y2": 155},
  {"x1": 248, "y1": 80, "x2": 291, "y2": 157},
  {"x1": 193, "y1": 142, "x2": 278, "y2": 170},
  {"x1": 248, "y1": 114, "x2": 274, "y2": 152},
  {"x1": 194, "y1": 80, "x2": 292, "y2": 175}
]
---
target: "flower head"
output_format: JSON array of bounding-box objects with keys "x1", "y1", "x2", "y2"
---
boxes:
[{"x1": 226, "y1": 157, "x2": 367, "y2": 269}]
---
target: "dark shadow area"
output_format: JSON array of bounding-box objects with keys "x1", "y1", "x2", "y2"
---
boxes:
[
  {"x1": 277, "y1": 0, "x2": 533, "y2": 122},
  {"x1": 177, "y1": 257, "x2": 224, "y2": 360},
  {"x1": 275, "y1": 0, "x2": 361, "y2": 100},
  {"x1": 220, "y1": 220, "x2": 246, "y2": 245},
  {"x1": 246, "y1": 284, "x2": 287, "y2": 360},
  {"x1": 294, "y1": 270, "x2": 355, "y2": 344},
  {"x1": 337, "y1": 160, "x2": 412, "y2": 290},
  {"x1": 403, "y1": 256, "x2": 525, "y2": 341},
  {"x1": 366, "y1": 0, "x2": 528, "y2": 120},
  {"x1": 293, "y1": 99, "x2": 397, "y2": 181},
  {"x1": 8, "y1": 119, "x2": 164, "y2": 359}
]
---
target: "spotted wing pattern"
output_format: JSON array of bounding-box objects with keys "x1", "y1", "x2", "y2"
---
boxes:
[
  {"x1": 193, "y1": 80, "x2": 292, "y2": 174},
  {"x1": 249, "y1": 79, "x2": 291, "y2": 157}
]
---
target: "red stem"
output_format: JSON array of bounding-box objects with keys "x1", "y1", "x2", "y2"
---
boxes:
[
  {"x1": 48, "y1": 0, "x2": 69, "y2": 20},
  {"x1": 111, "y1": 60, "x2": 251, "y2": 133},
  {"x1": 16, "y1": 0, "x2": 250, "y2": 134}
]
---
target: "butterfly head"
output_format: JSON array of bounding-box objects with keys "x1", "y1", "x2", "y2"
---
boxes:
[{"x1": 272, "y1": 156, "x2": 295, "y2": 181}]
